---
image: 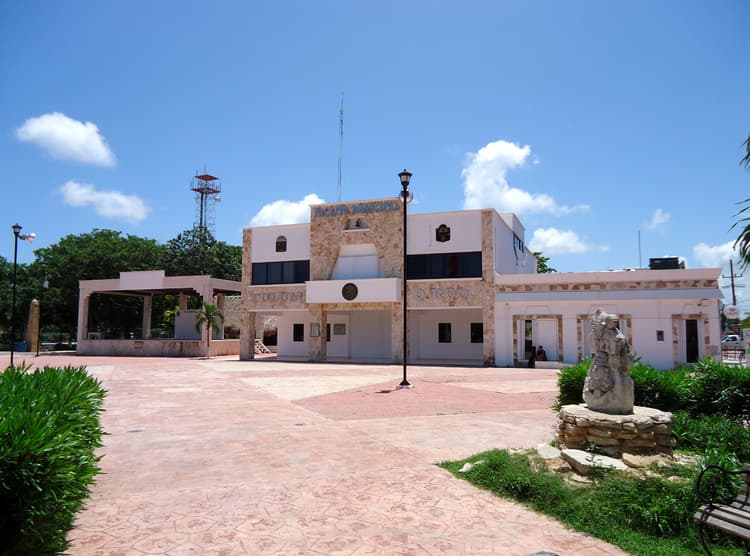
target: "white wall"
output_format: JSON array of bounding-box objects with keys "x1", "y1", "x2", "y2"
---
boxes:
[
  {"x1": 332, "y1": 243, "x2": 380, "y2": 279},
  {"x1": 407, "y1": 211, "x2": 482, "y2": 254},
  {"x1": 493, "y1": 212, "x2": 535, "y2": 274},
  {"x1": 411, "y1": 309, "x2": 483, "y2": 362},
  {"x1": 276, "y1": 310, "x2": 311, "y2": 358},
  {"x1": 250, "y1": 224, "x2": 310, "y2": 262},
  {"x1": 349, "y1": 310, "x2": 391, "y2": 360},
  {"x1": 493, "y1": 298, "x2": 721, "y2": 370}
]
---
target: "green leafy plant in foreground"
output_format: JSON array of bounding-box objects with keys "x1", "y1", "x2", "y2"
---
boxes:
[{"x1": 0, "y1": 364, "x2": 106, "y2": 555}]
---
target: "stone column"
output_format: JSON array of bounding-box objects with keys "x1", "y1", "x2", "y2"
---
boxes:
[
  {"x1": 240, "y1": 310, "x2": 255, "y2": 360},
  {"x1": 308, "y1": 305, "x2": 327, "y2": 361},
  {"x1": 142, "y1": 294, "x2": 152, "y2": 339},
  {"x1": 215, "y1": 293, "x2": 225, "y2": 339},
  {"x1": 77, "y1": 293, "x2": 90, "y2": 345},
  {"x1": 482, "y1": 297, "x2": 495, "y2": 366},
  {"x1": 27, "y1": 299, "x2": 40, "y2": 353},
  {"x1": 391, "y1": 302, "x2": 403, "y2": 363},
  {"x1": 481, "y1": 210, "x2": 496, "y2": 366}
]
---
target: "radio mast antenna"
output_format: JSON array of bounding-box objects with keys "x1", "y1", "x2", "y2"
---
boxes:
[{"x1": 337, "y1": 93, "x2": 344, "y2": 201}]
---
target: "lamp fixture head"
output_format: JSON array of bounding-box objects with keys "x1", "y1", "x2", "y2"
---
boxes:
[
  {"x1": 398, "y1": 169, "x2": 412, "y2": 190},
  {"x1": 12, "y1": 223, "x2": 22, "y2": 236}
]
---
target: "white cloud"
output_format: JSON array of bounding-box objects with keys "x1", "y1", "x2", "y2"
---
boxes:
[
  {"x1": 461, "y1": 139, "x2": 588, "y2": 215},
  {"x1": 250, "y1": 193, "x2": 325, "y2": 226},
  {"x1": 16, "y1": 112, "x2": 116, "y2": 166},
  {"x1": 529, "y1": 227, "x2": 607, "y2": 255},
  {"x1": 693, "y1": 241, "x2": 736, "y2": 268},
  {"x1": 645, "y1": 208, "x2": 671, "y2": 231},
  {"x1": 60, "y1": 180, "x2": 149, "y2": 223}
]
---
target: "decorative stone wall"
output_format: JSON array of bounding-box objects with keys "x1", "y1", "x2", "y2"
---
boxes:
[
  {"x1": 496, "y1": 278, "x2": 718, "y2": 293},
  {"x1": 309, "y1": 198, "x2": 404, "y2": 281},
  {"x1": 557, "y1": 404, "x2": 674, "y2": 457}
]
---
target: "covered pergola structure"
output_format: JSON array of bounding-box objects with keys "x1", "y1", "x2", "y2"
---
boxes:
[{"x1": 77, "y1": 270, "x2": 241, "y2": 357}]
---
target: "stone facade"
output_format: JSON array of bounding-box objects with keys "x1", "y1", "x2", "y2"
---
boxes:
[
  {"x1": 240, "y1": 201, "x2": 508, "y2": 364},
  {"x1": 557, "y1": 404, "x2": 674, "y2": 457}
]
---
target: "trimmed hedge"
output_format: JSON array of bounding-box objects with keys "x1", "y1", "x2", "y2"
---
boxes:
[
  {"x1": 555, "y1": 358, "x2": 750, "y2": 420},
  {"x1": 0, "y1": 365, "x2": 106, "y2": 555}
]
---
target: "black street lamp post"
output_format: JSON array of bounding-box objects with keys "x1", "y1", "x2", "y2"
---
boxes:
[
  {"x1": 398, "y1": 169, "x2": 412, "y2": 389},
  {"x1": 10, "y1": 223, "x2": 35, "y2": 367}
]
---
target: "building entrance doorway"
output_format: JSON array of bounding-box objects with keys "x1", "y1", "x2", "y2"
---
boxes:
[{"x1": 685, "y1": 319, "x2": 699, "y2": 363}]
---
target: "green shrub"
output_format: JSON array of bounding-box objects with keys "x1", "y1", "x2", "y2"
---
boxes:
[
  {"x1": 629, "y1": 365, "x2": 689, "y2": 413},
  {"x1": 682, "y1": 360, "x2": 750, "y2": 421},
  {"x1": 0, "y1": 365, "x2": 106, "y2": 555},
  {"x1": 672, "y1": 411, "x2": 750, "y2": 463},
  {"x1": 556, "y1": 359, "x2": 750, "y2": 422},
  {"x1": 554, "y1": 359, "x2": 589, "y2": 408}
]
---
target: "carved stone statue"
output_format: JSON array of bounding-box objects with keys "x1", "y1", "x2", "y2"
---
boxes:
[{"x1": 582, "y1": 309, "x2": 634, "y2": 414}]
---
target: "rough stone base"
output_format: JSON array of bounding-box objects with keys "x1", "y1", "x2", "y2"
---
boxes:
[{"x1": 557, "y1": 404, "x2": 674, "y2": 457}]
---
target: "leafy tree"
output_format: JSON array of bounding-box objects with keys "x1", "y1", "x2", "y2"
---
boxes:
[
  {"x1": 533, "y1": 251, "x2": 557, "y2": 274},
  {"x1": 33, "y1": 230, "x2": 164, "y2": 335},
  {"x1": 194, "y1": 301, "x2": 223, "y2": 358},
  {"x1": 731, "y1": 134, "x2": 750, "y2": 268},
  {"x1": 162, "y1": 227, "x2": 242, "y2": 281}
]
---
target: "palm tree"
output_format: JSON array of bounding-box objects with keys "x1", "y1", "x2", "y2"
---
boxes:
[
  {"x1": 730, "y1": 134, "x2": 750, "y2": 268},
  {"x1": 194, "y1": 301, "x2": 224, "y2": 358}
]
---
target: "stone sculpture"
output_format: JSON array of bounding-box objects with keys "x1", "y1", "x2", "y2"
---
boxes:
[{"x1": 582, "y1": 308, "x2": 635, "y2": 414}]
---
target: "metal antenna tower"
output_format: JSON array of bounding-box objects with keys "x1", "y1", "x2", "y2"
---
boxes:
[
  {"x1": 190, "y1": 170, "x2": 222, "y2": 236},
  {"x1": 337, "y1": 93, "x2": 344, "y2": 201}
]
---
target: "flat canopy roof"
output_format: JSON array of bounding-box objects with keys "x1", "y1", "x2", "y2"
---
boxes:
[{"x1": 79, "y1": 270, "x2": 241, "y2": 298}]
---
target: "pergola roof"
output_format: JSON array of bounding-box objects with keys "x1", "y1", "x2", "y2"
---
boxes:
[{"x1": 79, "y1": 270, "x2": 241, "y2": 299}]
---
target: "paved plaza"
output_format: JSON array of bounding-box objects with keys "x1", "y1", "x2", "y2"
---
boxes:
[{"x1": 1, "y1": 353, "x2": 627, "y2": 555}]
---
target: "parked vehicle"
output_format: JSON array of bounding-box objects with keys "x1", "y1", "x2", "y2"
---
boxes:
[{"x1": 721, "y1": 334, "x2": 744, "y2": 350}]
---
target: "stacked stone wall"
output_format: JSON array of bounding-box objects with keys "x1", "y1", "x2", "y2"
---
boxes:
[{"x1": 557, "y1": 404, "x2": 674, "y2": 457}]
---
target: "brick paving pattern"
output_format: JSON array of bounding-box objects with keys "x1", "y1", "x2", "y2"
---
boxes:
[{"x1": 1, "y1": 353, "x2": 627, "y2": 555}]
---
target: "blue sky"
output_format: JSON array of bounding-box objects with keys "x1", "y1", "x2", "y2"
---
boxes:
[{"x1": 2, "y1": 2, "x2": 749, "y2": 308}]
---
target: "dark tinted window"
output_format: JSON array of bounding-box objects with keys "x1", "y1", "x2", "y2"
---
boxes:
[
  {"x1": 471, "y1": 322, "x2": 483, "y2": 343},
  {"x1": 407, "y1": 252, "x2": 482, "y2": 279},
  {"x1": 251, "y1": 260, "x2": 310, "y2": 285},
  {"x1": 438, "y1": 322, "x2": 452, "y2": 343},
  {"x1": 293, "y1": 323, "x2": 304, "y2": 342}
]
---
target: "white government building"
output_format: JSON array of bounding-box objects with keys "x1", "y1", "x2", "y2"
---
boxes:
[{"x1": 239, "y1": 197, "x2": 722, "y2": 370}]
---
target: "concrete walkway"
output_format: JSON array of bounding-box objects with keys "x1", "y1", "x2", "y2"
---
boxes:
[{"x1": 3, "y1": 353, "x2": 627, "y2": 555}]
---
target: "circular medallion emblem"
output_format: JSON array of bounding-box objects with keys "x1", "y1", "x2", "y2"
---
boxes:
[{"x1": 342, "y1": 282, "x2": 358, "y2": 301}]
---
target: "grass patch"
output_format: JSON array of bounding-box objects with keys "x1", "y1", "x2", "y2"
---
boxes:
[{"x1": 439, "y1": 449, "x2": 744, "y2": 555}]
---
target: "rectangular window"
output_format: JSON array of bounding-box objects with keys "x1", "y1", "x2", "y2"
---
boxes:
[
  {"x1": 471, "y1": 322, "x2": 483, "y2": 343},
  {"x1": 251, "y1": 263, "x2": 267, "y2": 285},
  {"x1": 251, "y1": 260, "x2": 310, "y2": 285},
  {"x1": 267, "y1": 263, "x2": 282, "y2": 284},
  {"x1": 282, "y1": 261, "x2": 295, "y2": 283},
  {"x1": 407, "y1": 252, "x2": 482, "y2": 280},
  {"x1": 293, "y1": 323, "x2": 304, "y2": 342},
  {"x1": 438, "y1": 322, "x2": 452, "y2": 343},
  {"x1": 333, "y1": 323, "x2": 346, "y2": 335}
]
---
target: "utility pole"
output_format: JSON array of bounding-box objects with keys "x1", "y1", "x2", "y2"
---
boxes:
[{"x1": 722, "y1": 259, "x2": 743, "y2": 306}]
